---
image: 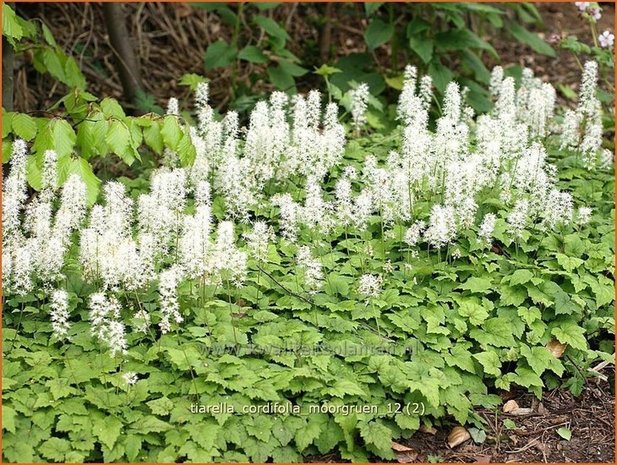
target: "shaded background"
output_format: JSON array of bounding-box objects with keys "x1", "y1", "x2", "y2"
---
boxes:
[{"x1": 8, "y1": 2, "x2": 615, "y2": 116}]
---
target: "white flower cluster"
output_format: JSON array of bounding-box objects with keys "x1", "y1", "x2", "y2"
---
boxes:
[
  {"x1": 265, "y1": 63, "x2": 599, "y2": 250},
  {"x1": 599, "y1": 30, "x2": 614, "y2": 48},
  {"x1": 358, "y1": 273, "x2": 383, "y2": 299},
  {"x1": 122, "y1": 371, "x2": 139, "y2": 385},
  {"x1": 2, "y1": 142, "x2": 87, "y2": 295},
  {"x1": 190, "y1": 85, "x2": 345, "y2": 219},
  {"x1": 50, "y1": 289, "x2": 71, "y2": 339},
  {"x1": 243, "y1": 220, "x2": 273, "y2": 262},
  {"x1": 297, "y1": 246, "x2": 323, "y2": 293},
  {"x1": 561, "y1": 61, "x2": 606, "y2": 169},
  {"x1": 89, "y1": 292, "x2": 127, "y2": 357},
  {"x1": 2, "y1": 60, "x2": 606, "y2": 356},
  {"x1": 575, "y1": 2, "x2": 602, "y2": 21},
  {"x1": 350, "y1": 83, "x2": 370, "y2": 132},
  {"x1": 2, "y1": 144, "x2": 251, "y2": 353}
]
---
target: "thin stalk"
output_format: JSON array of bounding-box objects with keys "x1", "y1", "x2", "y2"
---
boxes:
[
  {"x1": 372, "y1": 299, "x2": 381, "y2": 337},
  {"x1": 174, "y1": 326, "x2": 200, "y2": 400},
  {"x1": 258, "y1": 263, "x2": 314, "y2": 306},
  {"x1": 9, "y1": 302, "x2": 25, "y2": 351},
  {"x1": 226, "y1": 279, "x2": 238, "y2": 345},
  {"x1": 256, "y1": 259, "x2": 263, "y2": 302},
  {"x1": 590, "y1": 21, "x2": 599, "y2": 48},
  {"x1": 230, "y1": 3, "x2": 244, "y2": 100}
]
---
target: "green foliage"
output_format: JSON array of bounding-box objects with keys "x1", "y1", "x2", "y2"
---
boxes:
[
  {"x1": 2, "y1": 4, "x2": 86, "y2": 90},
  {"x1": 3, "y1": 123, "x2": 614, "y2": 461},
  {"x1": 1, "y1": 4, "x2": 615, "y2": 462},
  {"x1": 358, "y1": 2, "x2": 554, "y2": 112},
  {"x1": 2, "y1": 89, "x2": 197, "y2": 205},
  {"x1": 557, "y1": 5, "x2": 614, "y2": 139},
  {"x1": 195, "y1": 2, "x2": 307, "y2": 100},
  {"x1": 186, "y1": 3, "x2": 555, "y2": 114},
  {"x1": 204, "y1": 39, "x2": 238, "y2": 70}
]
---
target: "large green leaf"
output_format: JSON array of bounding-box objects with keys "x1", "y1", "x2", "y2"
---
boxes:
[
  {"x1": 507, "y1": 23, "x2": 555, "y2": 56},
  {"x1": 364, "y1": 19, "x2": 393, "y2": 50},
  {"x1": 254, "y1": 15, "x2": 289, "y2": 44},
  {"x1": 204, "y1": 40, "x2": 238, "y2": 70},
  {"x1": 238, "y1": 45, "x2": 269, "y2": 64},
  {"x1": 551, "y1": 322, "x2": 587, "y2": 351},
  {"x1": 409, "y1": 36, "x2": 433, "y2": 64},
  {"x1": 2, "y1": 4, "x2": 23, "y2": 43},
  {"x1": 428, "y1": 61, "x2": 453, "y2": 94},
  {"x1": 11, "y1": 113, "x2": 37, "y2": 141},
  {"x1": 267, "y1": 65, "x2": 295, "y2": 91},
  {"x1": 434, "y1": 29, "x2": 498, "y2": 58}
]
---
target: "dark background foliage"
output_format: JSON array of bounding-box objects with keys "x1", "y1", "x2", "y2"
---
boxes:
[{"x1": 6, "y1": 2, "x2": 615, "y2": 116}]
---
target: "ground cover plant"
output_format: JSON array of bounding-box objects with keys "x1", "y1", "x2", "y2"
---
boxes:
[{"x1": 2, "y1": 46, "x2": 614, "y2": 462}]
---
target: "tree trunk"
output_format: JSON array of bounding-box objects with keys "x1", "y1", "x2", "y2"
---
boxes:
[
  {"x1": 102, "y1": 3, "x2": 142, "y2": 103},
  {"x1": 319, "y1": 3, "x2": 333, "y2": 63},
  {"x1": 2, "y1": 3, "x2": 15, "y2": 111},
  {"x1": 3, "y1": 37, "x2": 15, "y2": 111}
]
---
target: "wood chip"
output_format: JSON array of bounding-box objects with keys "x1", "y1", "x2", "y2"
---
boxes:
[
  {"x1": 508, "y1": 407, "x2": 534, "y2": 416},
  {"x1": 447, "y1": 426, "x2": 471, "y2": 448},
  {"x1": 503, "y1": 399, "x2": 534, "y2": 415}
]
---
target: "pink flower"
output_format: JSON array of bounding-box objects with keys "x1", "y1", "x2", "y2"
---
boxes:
[
  {"x1": 599, "y1": 30, "x2": 615, "y2": 48},
  {"x1": 589, "y1": 7, "x2": 602, "y2": 21},
  {"x1": 575, "y1": 2, "x2": 589, "y2": 11}
]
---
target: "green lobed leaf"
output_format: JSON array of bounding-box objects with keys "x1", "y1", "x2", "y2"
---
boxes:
[
  {"x1": 364, "y1": 19, "x2": 394, "y2": 50},
  {"x1": 204, "y1": 39, "x2": 238, "y2": 70}
]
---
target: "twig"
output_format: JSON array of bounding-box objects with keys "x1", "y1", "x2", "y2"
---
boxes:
[{"x1": 256, "y1": 264, "x2": 314, "y2": 306}]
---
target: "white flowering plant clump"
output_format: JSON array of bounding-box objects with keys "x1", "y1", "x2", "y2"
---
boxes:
[{"x1": 2, "y1": 61, "x2": 614, "y2": 463}]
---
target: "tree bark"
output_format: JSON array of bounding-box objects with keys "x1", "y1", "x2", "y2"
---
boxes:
[
  {"x1": 319, "y1": 2, "x2": 333, "y2": 64},
  {"x1": 102, "y1": 3, "x2": 142, "y2": 103},
  {"x1": 2, "y1": 2, "x2": 15, "y2": 111},
  {"x1": 2, "y1": 36, "x2": 15, "y2": 111}
]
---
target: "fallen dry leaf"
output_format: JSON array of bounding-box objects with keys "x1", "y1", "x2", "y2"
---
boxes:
[
  {"x1": 503, "y1": 399, "x2": 533, "y2": 415},
  {"x1": 395, "y1": 450, "x2": 419, "y2": 463},
  {"x1": 391, "y1": 441, "x2": 414, "y2": 452},
  {"x1": 473, "y1": 455, "x2": 492, "y2": 463},
  {"x1": 447, "y1": 426, "x2": 471, "y2": 448},
  {"x1": 538, "y1": 402, "x2": 547, "y2": 415},
  {"x1": 419, "y1": 425, "x2": 437, "y2": 435},
  {"x1": 503, "y1": 399, "x2": 519, "y2": 413},
  {"x1": 547, "y1": 339, "x2": 566, "y2": 358},
  {"x1": 391, "y1": 441, "x2": 418, "y2": 463}
]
